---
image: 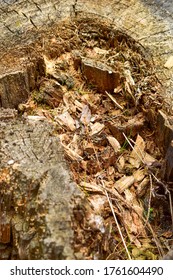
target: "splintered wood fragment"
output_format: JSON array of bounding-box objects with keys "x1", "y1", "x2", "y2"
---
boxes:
[
  {"x1": 0, "y1": 51, "x2": 45, "y2": 108},
  {"x1": 114, "y1": 175, "x2": 135, "y2": 194},
  {"x1": 0, "y1": 222, "x2": 11, "y2": 244},
  {"x1": 136, "y1": 178, "x2": 150, "y2": 197},
  {"x1": 164, "y1": 56, "x2": 173, "y2": 69},
  {"x1": 74, "y1": 100, "x2": 84, "y2": 111},
  {"x1": 93, "y1": 47, "x2": 109, "y2": 55},
  {"x1": 133, "y1": 169, "x2": 146, "y2": 182},
  {"x1": 80, "y1": 105, "x2": 91, "y2": 125},
  {"x1": 90, "y1": 122, "x2": 105, "y2": 136},
  {"x1": 128, "y1": 134, "x2": 156, "y2": 168},
  {"x1": 105, "y1": 91, "x2": 123, "y2": 110},
  {"x1": 143, "y1": 153, "x2": 156, "y2": 166},
  {"x1": 128, "y1": 134, "x2": 145, "y2": 168},
  {"x1": 56, "y1": 111, "x2": 76, "y2": 131},
  {"x1": 80, "y1": 181, "x2": 104, "y2": 194},
  {"x1": 117, "y1": 156, "x2": 125, "y2": 171},
  {"x1": 107, "y1": 135, "x2": 121, "y2": 153},
  {"x1": 38, "y1": 79, "x2": 64, "y2": 107},
  {"x1": 27, "y1": 115, "x2": 46, "y2": 122},
  {"x1": 61, "y1": 143, "x2": 83, "y2": 161},
  {"x1": 81, "y1": 58, "x2": 120, "y2": 92},
  {"x1": 44, "y1": 56, "x2": 56, "y2": 75}
]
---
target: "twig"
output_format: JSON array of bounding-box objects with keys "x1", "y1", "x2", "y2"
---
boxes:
[
  {"x1": 106, "y1": 186, "x2": 164, "y2": 257},
  {"x1": 101, "y1": 180, "x2": 132, "y2": 260},
  {"x1": 105, "y1": 91, "x2": 124, "y2": 111},
  {"x1": 145, "y1": 174, "x2": 152, "y2": 222},
  {"x1": 151, "y1": 173, "x2": 173, "y2": 231}
]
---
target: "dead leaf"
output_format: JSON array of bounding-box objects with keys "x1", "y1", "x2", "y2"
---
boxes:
[
  {"x1": 56, "y1": 111, "x2": 76, "y2": 131},
  {"x1": 88, "y1": 213, "x2": 105, "y2": 233},
  {"x1": 80, "y1": 105, "x2": 91, "y2": 125},
  {"x1": 88, "y1": 194, "x2": 107, "y2": 212},
  {"x1": 90, "y1": 122, "x2": 105, "y2": 136},
  {"x1": 129, "y1": 134, "x2": 145, "y2": 168},
  {"x1": 107, "y1": 136, "x2": 121, "y2": 153},
  {"x1": 143, "y1": 153, "x2": 156, "y2": 166},
  {"x1": 117, "y1": 156, "x2": 125, "y2": 171}
]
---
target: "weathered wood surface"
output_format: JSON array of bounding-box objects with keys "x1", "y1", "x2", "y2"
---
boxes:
[
  {"x1": 0, "y1": 111, "x2": 84, "y2": 259},
  {"x1": 1, "y1": 0, "x2": 173, "y2": 107},
  {"x1": 0, "y1": 0, "x2": 173, "y2": 94},
  {"x1": 157, "y1": 111, "x2": 173, "y2": 181},
  {"x1": 0, "y1": 51, "x2": 45, "y2": 108}
]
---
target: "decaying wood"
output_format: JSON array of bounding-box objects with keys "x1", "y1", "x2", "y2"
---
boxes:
[
  {"x1": 0, "y1": 112, "x2": 85, "y2": 259},
  {"x1": 157, "y1": 110, "x2": 173, "y2": 181},
  {"x1": 81, "y1": 58, "x2": 120, "y2": 93},
  {"x1": 0, "y1": 0, "x2": 173, "y2": 260},
  {"x1": 0, "y1": 50, "x2": 45, "y2": 108}
]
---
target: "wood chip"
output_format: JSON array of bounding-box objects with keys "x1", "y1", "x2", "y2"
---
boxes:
[
  {"x1": 80, "y1": 104, "x2": 91, "y2": 125},
  {"x1": 133, "y1": 169, "x2": 146, "y2": 182},
  {"x1": 56, "y1": 111, "x2": 76, "y2": 131},
  {"x1": 136, "y1": 178, "x2": 150, "y2": 197},
  {"x1": 107, "y1": 136, "x2": 121, "y2": 153},
  {"x1": 143, "y1": 153, "x2": 156, "y2": 166},
  {"x1": 90, "y1": 122, "x2": 105, "y2": 136},
  {"x1": 114, "y1": 175, "x2": 135, "y2": 194},
  {"x1": 80, "y1": 181, "x2": 104, "y2": 194},
  {"x1": 129, "y1": 134, "x2": 145, "y2": 168},
  {"x1": 27, "y1": 115, "x2": 46, "y2": 122},
  {"x1": 94, "y1": 47, "x2": 109, "y2": 55},
  {"x1": 164, "y1": 56, "x2": 173, "y2": 69},
  {"x1": 61, "y1": 143, "x2": 83, "y2": 161}
]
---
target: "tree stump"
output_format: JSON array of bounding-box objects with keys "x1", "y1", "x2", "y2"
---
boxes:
[
  {"x1": 0, "y1": 0, "x2": 173, "y2": 260},
  {"x1": 0, "y1": 112, "x2": 84, "y2": 259}
]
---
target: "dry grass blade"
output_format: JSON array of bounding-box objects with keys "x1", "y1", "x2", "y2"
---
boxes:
[
  {"x1": 108, "y1": 185, "x2": 164, "y2": 257},
  {"x1": 101, "y1": 180, "x2": 132, "y2": 260},
  {"x1": 105, "y1": 91, "x2": 124, "y2": 110},
  {"x1": 146, "y1": 174, "x2": 152, "y2": 223},
  {"x1": 123, "y1": 132, "x2": 145, "y2": 164}
]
